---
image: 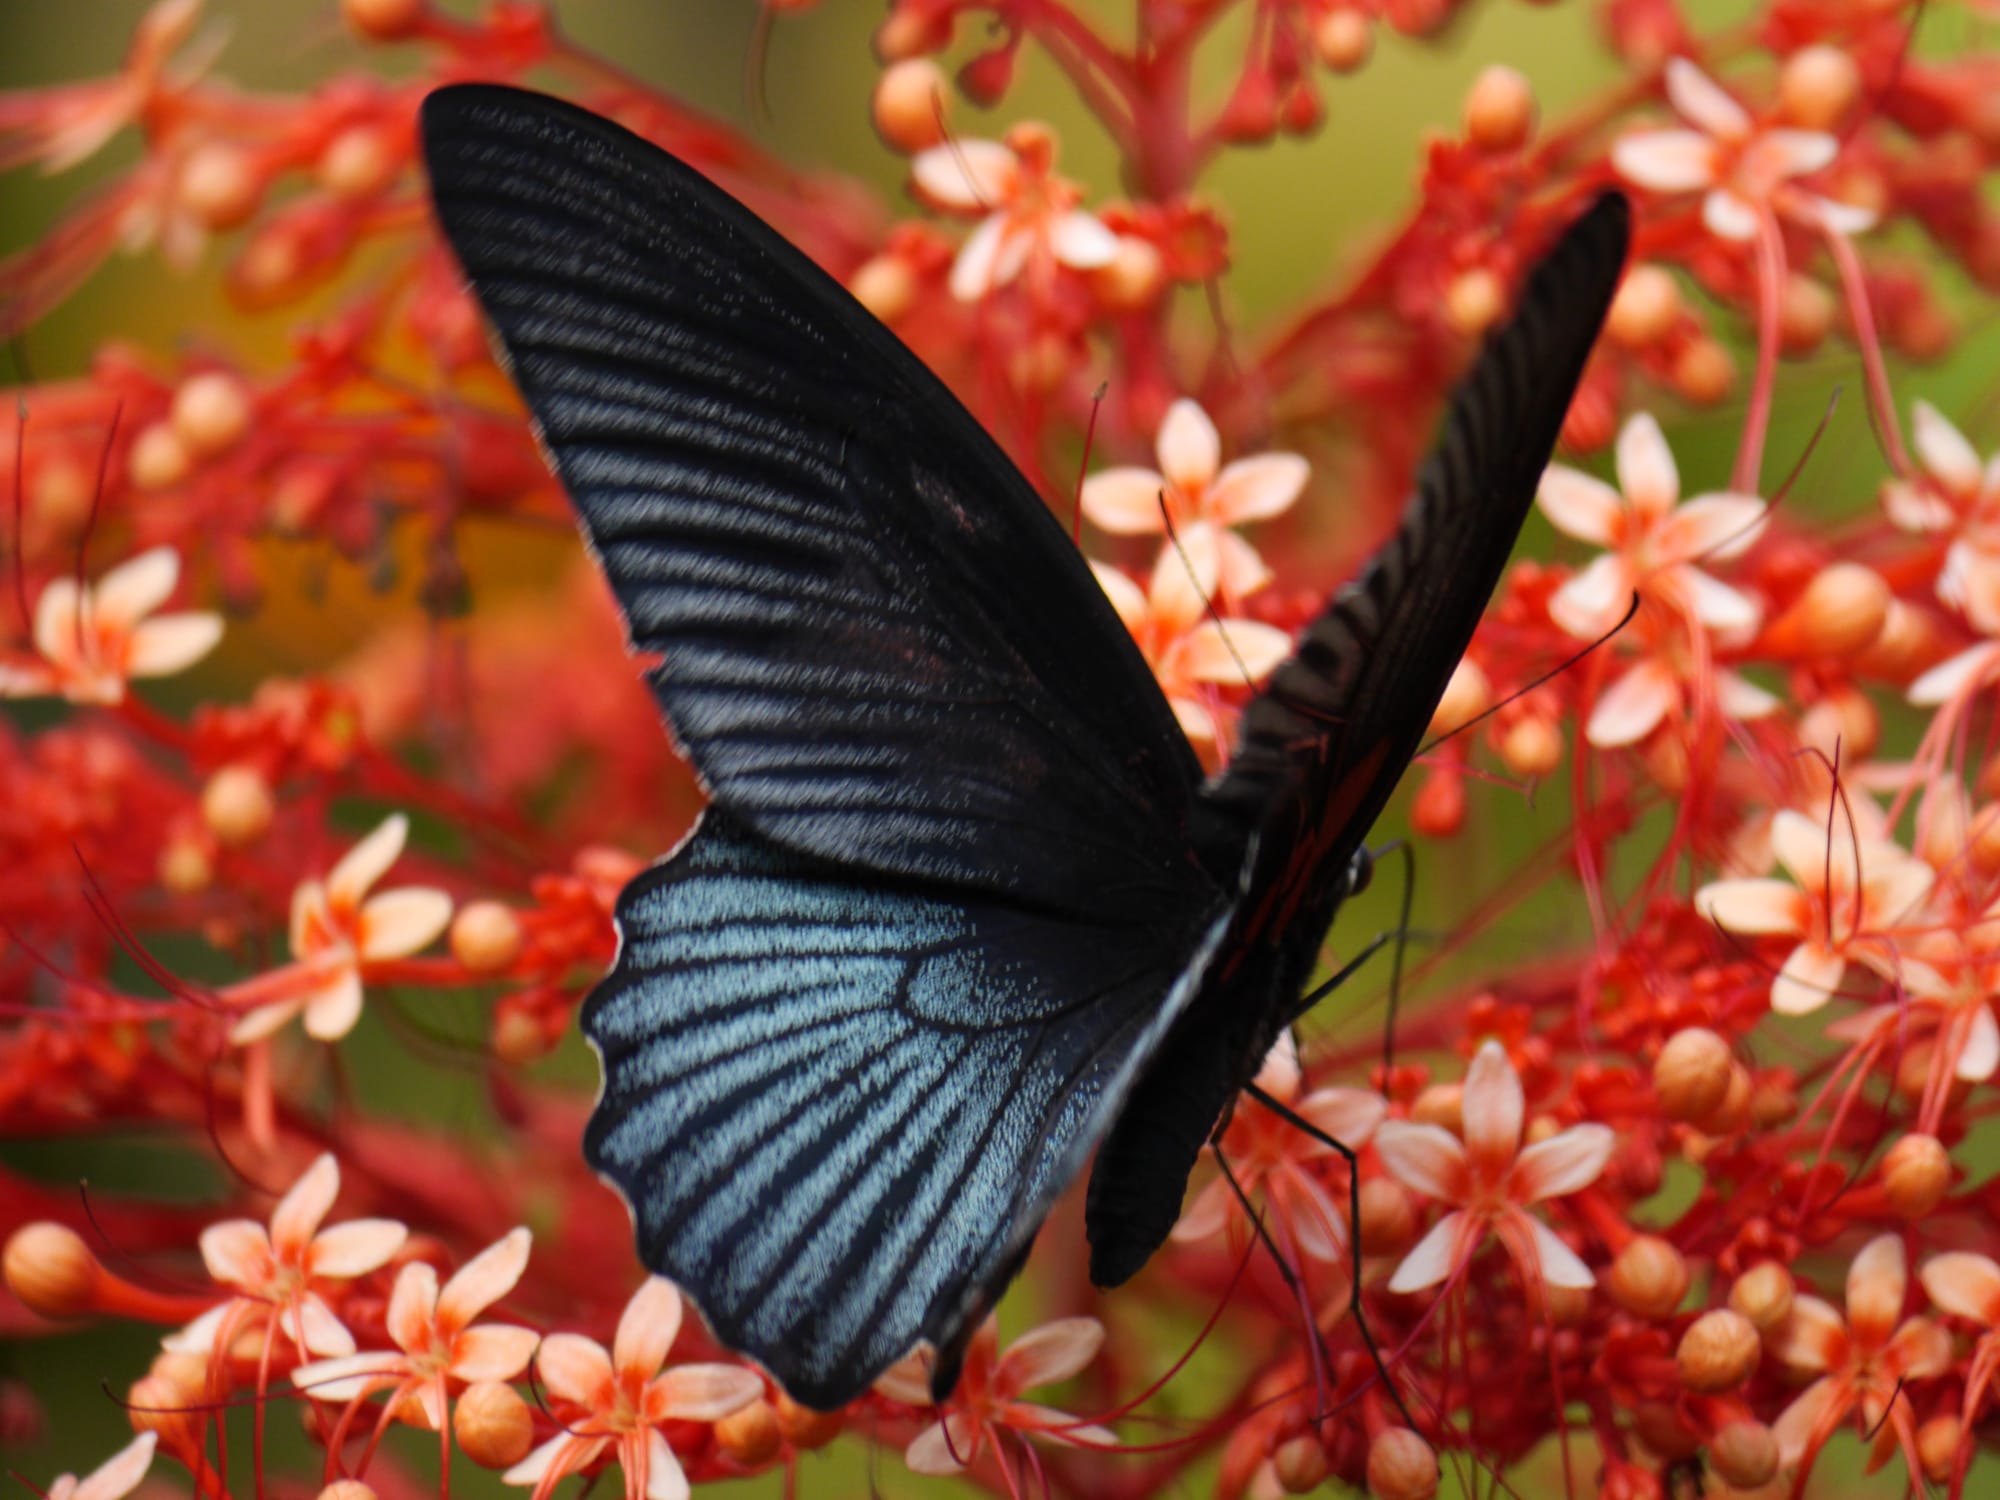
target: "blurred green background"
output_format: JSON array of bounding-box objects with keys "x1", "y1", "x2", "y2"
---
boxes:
[{"x1": 2, "y1": 1, "x2": 1994, "y2": 1494}]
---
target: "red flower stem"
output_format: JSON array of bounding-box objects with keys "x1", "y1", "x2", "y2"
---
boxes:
[
  {"x1": 1734, "y1": 209, "x2": 1786, "y2": 497},
  {"x1": 1819, "y1": 215, "x2": 1913, "y2": 479}
]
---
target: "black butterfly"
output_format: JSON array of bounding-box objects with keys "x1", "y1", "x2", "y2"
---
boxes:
[{"x1": 420, "y1": 84, "x2": 1629, "y2": 1411}]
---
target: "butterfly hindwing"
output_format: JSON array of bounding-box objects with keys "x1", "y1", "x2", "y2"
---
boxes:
[
  {"x1": 420, "y1": 85, "x2": 1205, "y2": 921},
  {"x1": 587, "y1": 809, "x2": 1226, "y2": 1407}
]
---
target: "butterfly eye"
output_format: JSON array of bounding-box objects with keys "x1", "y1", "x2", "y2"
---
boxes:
[{"x1": 1344, "y1": 847, "x2": 1374, "y2": 898}]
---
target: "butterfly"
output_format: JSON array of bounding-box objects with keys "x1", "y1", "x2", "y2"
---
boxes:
[{"x1": 420, "y1": 83, "x2": 1629, "y2": 1411}]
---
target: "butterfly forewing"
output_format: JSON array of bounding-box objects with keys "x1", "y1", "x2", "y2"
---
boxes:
[{"x1": 420, "y1": 85, "x2": 1231, "y2": 1408}]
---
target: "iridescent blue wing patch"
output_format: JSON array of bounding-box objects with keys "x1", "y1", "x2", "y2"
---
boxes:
[{"x1": 587, "y1": 809, "x2": 1227, "y2": 1408}]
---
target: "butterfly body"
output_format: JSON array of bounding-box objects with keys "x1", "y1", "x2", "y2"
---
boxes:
[{"x1": 421, "y1": 84, "x2": 1628, "y2": 1408}]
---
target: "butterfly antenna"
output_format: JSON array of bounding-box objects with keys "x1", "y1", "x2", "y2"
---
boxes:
[
  {"x1": 1073, "y1": 382, "x2": 1109, "y2": 547},
  {"x1": 11, "y1": 399, "x2": 30, "y2": 635},
  {"x1": 1241, "y1": 1082, "x2": 1425, "y2": 1440},
  {"x1": 744, "y1": 2, "x2": 778, "y2": 125},
  {"x1": 1212, "y1": 1145, "x2": 1336, "y2": 1409},
  {"x1": 1419, "y1": 590, "x2": 1641, "y2": 757}
]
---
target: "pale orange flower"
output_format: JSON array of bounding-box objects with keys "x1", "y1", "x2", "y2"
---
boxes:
[
  {"x1": 228, "y1": 813, "x2": 453, "y2": 1044},
  {"x1": 1375, "y1": 1040, "x2": 1612, "y2": 1295},
  {"x1": 911, "y1": 123, "x2": 1118, "y2": 300},
  {"x1": 1612, "y1": 59, "x2": 1874, "y2": 240},
  {"x1": 166, "y1": 1152, "x2": 407, "y2": 1360},
  {"x1": 1171, "y1": 1032, "x2": 1385, "y2": 1266},
  {"x1": 1881, "y1": 401, "x2": 2000, "y2": 636},
  {"x1": 876, "y1": 1315, "x2": 1115, "y2": 1476},
  {"x1": 294, "y1": 1227, "x2": 539, "y2": 1430},
  {"x1": 45, "y1": 1433, "x2": 156, "y2": 1500},
  {"x1": 1769, "y1": 1236, "x2": 1951, "y2": 1480},
  {"x1": 1694, "y1": 807, "x2": 1934, "y2": 1017},
  {"x1": 506, "y1": 1277, "x2": 762, "y2": 1500},
  {"x1": 1092, "y1": 529, "x2": 1293, "y2": 747},
  {"x1": 0, "y1": 546, "x2": 222, "y2": 704},
  {"x1": 1919, "y1": 1251, "x2": 2000, "y2": 1432},
  {"x1": 1082, "y1": 397, "x2": 1308, "y2": 602}
]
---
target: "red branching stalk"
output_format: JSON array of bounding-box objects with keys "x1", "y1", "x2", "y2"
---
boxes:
[{"x1": 3, "y1": 0, "x2": 2000, "y2": 1496}]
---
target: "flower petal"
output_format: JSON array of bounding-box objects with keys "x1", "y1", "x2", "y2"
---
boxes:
[
  {"x1": 873, "y1": 1348, "x2": 937, "y2": 1406},
  {"x1": 1694, "y1": 878, "x2": 1808, "y2": 937},
  {"x1": 302, "y1": 967, "x2": 365, "y2": 1041},
  {"x1": 1912, "y1": 402, "x2": 1980, "y2": 494},
  {"x1": 1611, "y1": 129, "x2": 1720, "y2": 192},
  {"x1": 1717, "y1": 669, "x2": 1779, "y2": 722},
  {"x1": 1297, "y1": 1086, "x2": 1388, "y2": 1151},
  {"x1": 1210, "y1": 454, "x2": 1309, "y2": 526},
  {"x1": 911, "y1": 139, "x2": 1016, "y2": 210},
  {"x1": 1549, "y1": 555, "x2": 1633, "y2": 639},
  {"x1": 1050, "y1": 210, "x2": 1118, "y2": 271},
  {"x1": 907, "y1": 1414, "x2": 982, "y2": 1475},
  {"x1": 309, "y1": 1218, "x2": 407, "y2": 1279},
  {"x1": 1522, "y1": 1214, "x2": 1596, "y2": 1289},
  {"x1": 1956, "y1": 1002, "x2": 2000, "y2": 1083},
  {"x1": 1537, "y1": 465, "x2": 1624, "y2": 546},
  {"x1": 387, "y1": 1261, "x2": 440, "y2": 1352},
  {"x1": 647, "y1": 1363, "x2": 764, "y2": 1423},
  {"x1": 91, "y1": 548, "x2": 181, "y2": 630},
  {"x1": 1169, "y1": 1175, "x2": 1234, "y2": 1243},
  {"x1": 1215, "y1": 529, "x2": 1274, "y2": 600},
  {"x1": 1666, "y1": 59, "x2": 1751, "y2": 140},
  {"x1": 1702, "y1": 188, "x2": 1762, "y2": 242},
  {"x1": 998, "y1": 1317, "x2": 1104, "y2": 1392},
  {"x1": 451, "y1": 1323, "x2": 541, "y2": 1382},
  {"x1": 613, "y1": 1276, "x2": 683, "y2": 1380},
  {"x1": 1615, "y1": 412, "x2": 1680, "y2": 521},
  {"x1": 1806, "y1": 194, "x2": 1877, "y2": 237},
  {"x1": 1679, "y1": 569, "x2": 1762, "y2": 635},
  {"x1": 1148, "y1": 524, "x2": 1221, "y2": 632},
  {"x1": 644, "y1": 1428, "x2": 691, "y2": 1500},
  {"x1": 1175, "y1": 619, "x2": 1292, "y2": 686},
  {"x1": 1510, "y1": 1124, "x2": 1614, "y2": 1202},
  {"x1": 1386, "y1": 1210, "x2": 1470, "y2": 1293},
  {"x1": 1919, "y1": 1251, "x2": 2000, "y2": 1325},
  {"x1": 504, "y1": 1434, "x2": 589, "y2": 1490},
  {"x1": 1763, "y1": 129, "x2": 1838, "y2": 178},
  {"x1": 293, "y1": 1352, "x2": 401, "y2": 1402},
  {"x1": 71, "y1": 1432, "x2": 157, "y2": 1500},
  {"x1": 1460, "y1": 1039, "x2": 1524, "y2": 1169},
  {"x1": 32, "y1": 577, "x2": 82, "y2": 664},
  {"x1": 1586, "y1": 658, "x2": 1675, "y2": 748},
  {"x1": 1156, "y1": 399, "x2": 1220, "y2": 493},
  {"x1": 1909, "y1": 641, "x2": 2000, "y2": 706},
  {"x1": 536, "y1": 1332, "x2": 616, "y2": 1406},
  {"x1": 1090, "y1": 562, "x2": 1147, "y2": 631},
  {"x1": 162, "y1": 1301, "x2": 230, "y2": 1354},
  {"x1": 1659, "y1": 493, "x2": 1767, "y2": 562},
  {"x1": 1373, "y1": 1121, "x2": 1468, "y2": 1203},
  {"x1": 1769, "y1": 1294, "x2": 1847, "y2": 1371},
  {"x1": 288, "y1": 1292, "x2": 357, "y2": 1357},
  {"x1": 198, "y1": 1219, "x2": 273, "y2": 1288},
  {"x1": 357, "y1": 887, "x2": 452, "y2": 961},
  {"x1": 125, "y1": 612, "x2": 222, "y2": 678},
  {"x1": 438, "y1": 1226, "x2": 532, "y2": 1332},
  {"x1": 948, "y1": 214, "x2": 1009, "y2": 302},
  {"x1": 1771, "y1": 942, "x2": 1847, "y2": 1016},
  {"x1": 1846, "y1": 1234, "x2": 1907, "y2": 1348},
  {"x1": 1772, "y1": 1376, "x2": 1842, "y2": 1468},
  {"x1": 1081, "y1": 467, "x2": 1171, "y2": 534},
  {"x1": 328, "y1": 815, "x2": 409, "y2": 913}
]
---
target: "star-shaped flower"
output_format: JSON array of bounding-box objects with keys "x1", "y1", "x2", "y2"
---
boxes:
[
  {"x1": 166, "y1": 1152, "x2": 407, "y2": 1361},
  {"x1": 1375, "y1": 1040, "x2": 1613, "y2": 1295},
  {"x1": 0, "y1": 546, "x2": 222, "y2": 704},
  {"x1": 1081, "y1": 398, "x2": 1309, "y2": 602},
  {"x1": 506, "y1": 1277, "x2": 763, "y2": 1500},
  {"x1": 1612, "y1": 59, "x2": 1875, "y2": 240},
  {"x1": 294, "y1": 1226, "x2": 539, "y2": 1430},
  {"x1": 876, "y1": 1315, "x2": 1115, "y2": 1476},
  {"x1": 228, "y1": 813, "x2": 453, "y2": 1044},
  {"x1": 1919, "y1": 1251, "x2": 2000, "y2": 1437},
  {"x1": 911, "y1": 123, "x2": 1118, "y2": 301},
  {"x1": 1880, "y1": 402, "x2": 2000, "y2": 635}
]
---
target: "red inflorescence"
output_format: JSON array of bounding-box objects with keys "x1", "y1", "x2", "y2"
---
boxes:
[{"x1": 3, "y1": 2, "x2": 1999, "y2": 1497}]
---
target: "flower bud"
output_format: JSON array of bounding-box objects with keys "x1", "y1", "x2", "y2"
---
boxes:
[
  {"x1": 1759, "y1": 564, "x2": 1888, "y2": 658},
  {"x1": 1091, "y1": 236, "x2": 1167, "y2": 312},
  {"x1": 451, "y1": 901, "x2": 524, "y2": 974},
  {"x1": 1973, "y1": 801, "x2": 2000, "y2": 875},
  {"x1": 1445, "y1": 268, "x2": 1505, "y2": 337},
  {"x1": 342, "y1": 0, "x2": 427, "y2": 40},
  {"x1": 1677, "y1": 1309, "x2": 1759, "y2": 1392},
  {"x1": 1358, "y1": 1176, "x2": 1416, "y2": 1257},
  {"x1": 1728, "y1": 1262, "x2": 1793, "y2": 1331},
  {"x1": 875, "y1": 6, "x2": 952, "y2": 60},
  {"x1": 4, "y1": 1223, "x2": 97, "y2": 1318},
  {"x1": 1702, "y1": 1061, "x2": 1753, "y2": 1136},
  {"x1": 455, "y1": 1380, "x2": 533, "y2": 1468},
  {"x1": 129, "y1": 423, "x2": 191, "y2": 491},
  {"x1": 1464, "y1": 65, "x2": 1535, "y2": 152},
  {"x1": 1780, "y1": 45, "x2": 1861, "y2": 132},
  {"x1": 203, "y1": 766, "x2": 275, "y2": 847},
  {"x1": 1749, "y1": 1069, "x2": 1796, "y2": 1129},
  {"x1": 872, "y1": 59, "x2": 949, "y2": 153},
  {"x1": 1916, "y1": 1413, "x2": 1961, "y2": 1484},
  {"x1": 716, "y1": 1396, "x2": 783, "y2": 1465},
  {"x1": 1273, "y1": 1432, "x2": 1329, "y2": 1493},
  {"x1": 1429, "y1": 658, "x2": 1491, "y2": 737},
  {"x1": 1499, "y1": 716, "x2": 1563, "y2": 778},
  {"x1": 1854, "y1": 599, "x2": 1943, "y2": 682},
  {"x1": 128, "y1": 1372, "x2": 200, "y2": 1449},
  {"x1": 1709, "y1": 1418, "x2": 1778, "y2": 1487},
  {"x1": 319, "y1": 126, "x2": 401, "y2": 200},
  {"x1": 159, "y1": 832, "x2": 214, "y2": 894},
  {"x1": 850, "y1": 254, "x2": 917, "y2": 323},
  {"x1": 317, "y1": 1483, "x2": 377, "y2": 1500},
  {"x1": 1797, "y1": 686, "x2": 1879, "y2": 764},
  {"x1": 1779, "y1": 273, "x2": 1835, "y2": 354},
  {"x1": 774, "y1": 1390, "x2": 841, "y2": 1449},
  {"x1": 1411, "y1": 766, "x2": 1465, "y2": 838},
  {"x1": 1654, "y1": 1028, "x2": 1732, "y2": 1125},
  {"x1": 1609, "y1": 1236, "x2": 1688, "y2": 1319},
  {"x1": 1410, "y1": 1083, "x2": 1462, "y2": 1133},
  {"x1": 1880, "y1": 1132, "x2": 1949, "y2": 1218},
  {"x1": 1366, "y1": 1426, "x2": 1437, "y2": 1499},
  {"x1": 180, "y1": 142, "x2": 263, "y2": 229},
  {"x1": 1631, "y1": 1401, "x2": 1699, "y2": 1459},
  {"x1": 1672, "y1": 337, "x2": 1735, "y2": 405},
  {"x1": 491, "y1": 998, "x2": 557, "y2": 1066},
  {"x1": 1607, "y1": 265, "x2": 1680, "y2": 348},
  {"x1": 1542, "y1": 1279, "x2": 1593, "y2": 1326},
  {"x1": 1313, "y1": 10, "x2": 1372, "y2": 72},
  {"x1": 173, "y1": 373, "x2": 253, "y2": 458}
]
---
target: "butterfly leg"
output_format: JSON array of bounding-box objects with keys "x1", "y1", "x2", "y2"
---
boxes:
[
  {"x1": 1213, "y1": 1144, "x2": 1337, "y2": 1411},
  {"x1": 1244, "y1": 1081, "x2": 1424, "y2": 1440}
]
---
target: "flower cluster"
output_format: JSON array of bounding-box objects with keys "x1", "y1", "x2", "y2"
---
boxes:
[{"x1": 5, "y1": 2, "x2": 2000, "y2": 1498}]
